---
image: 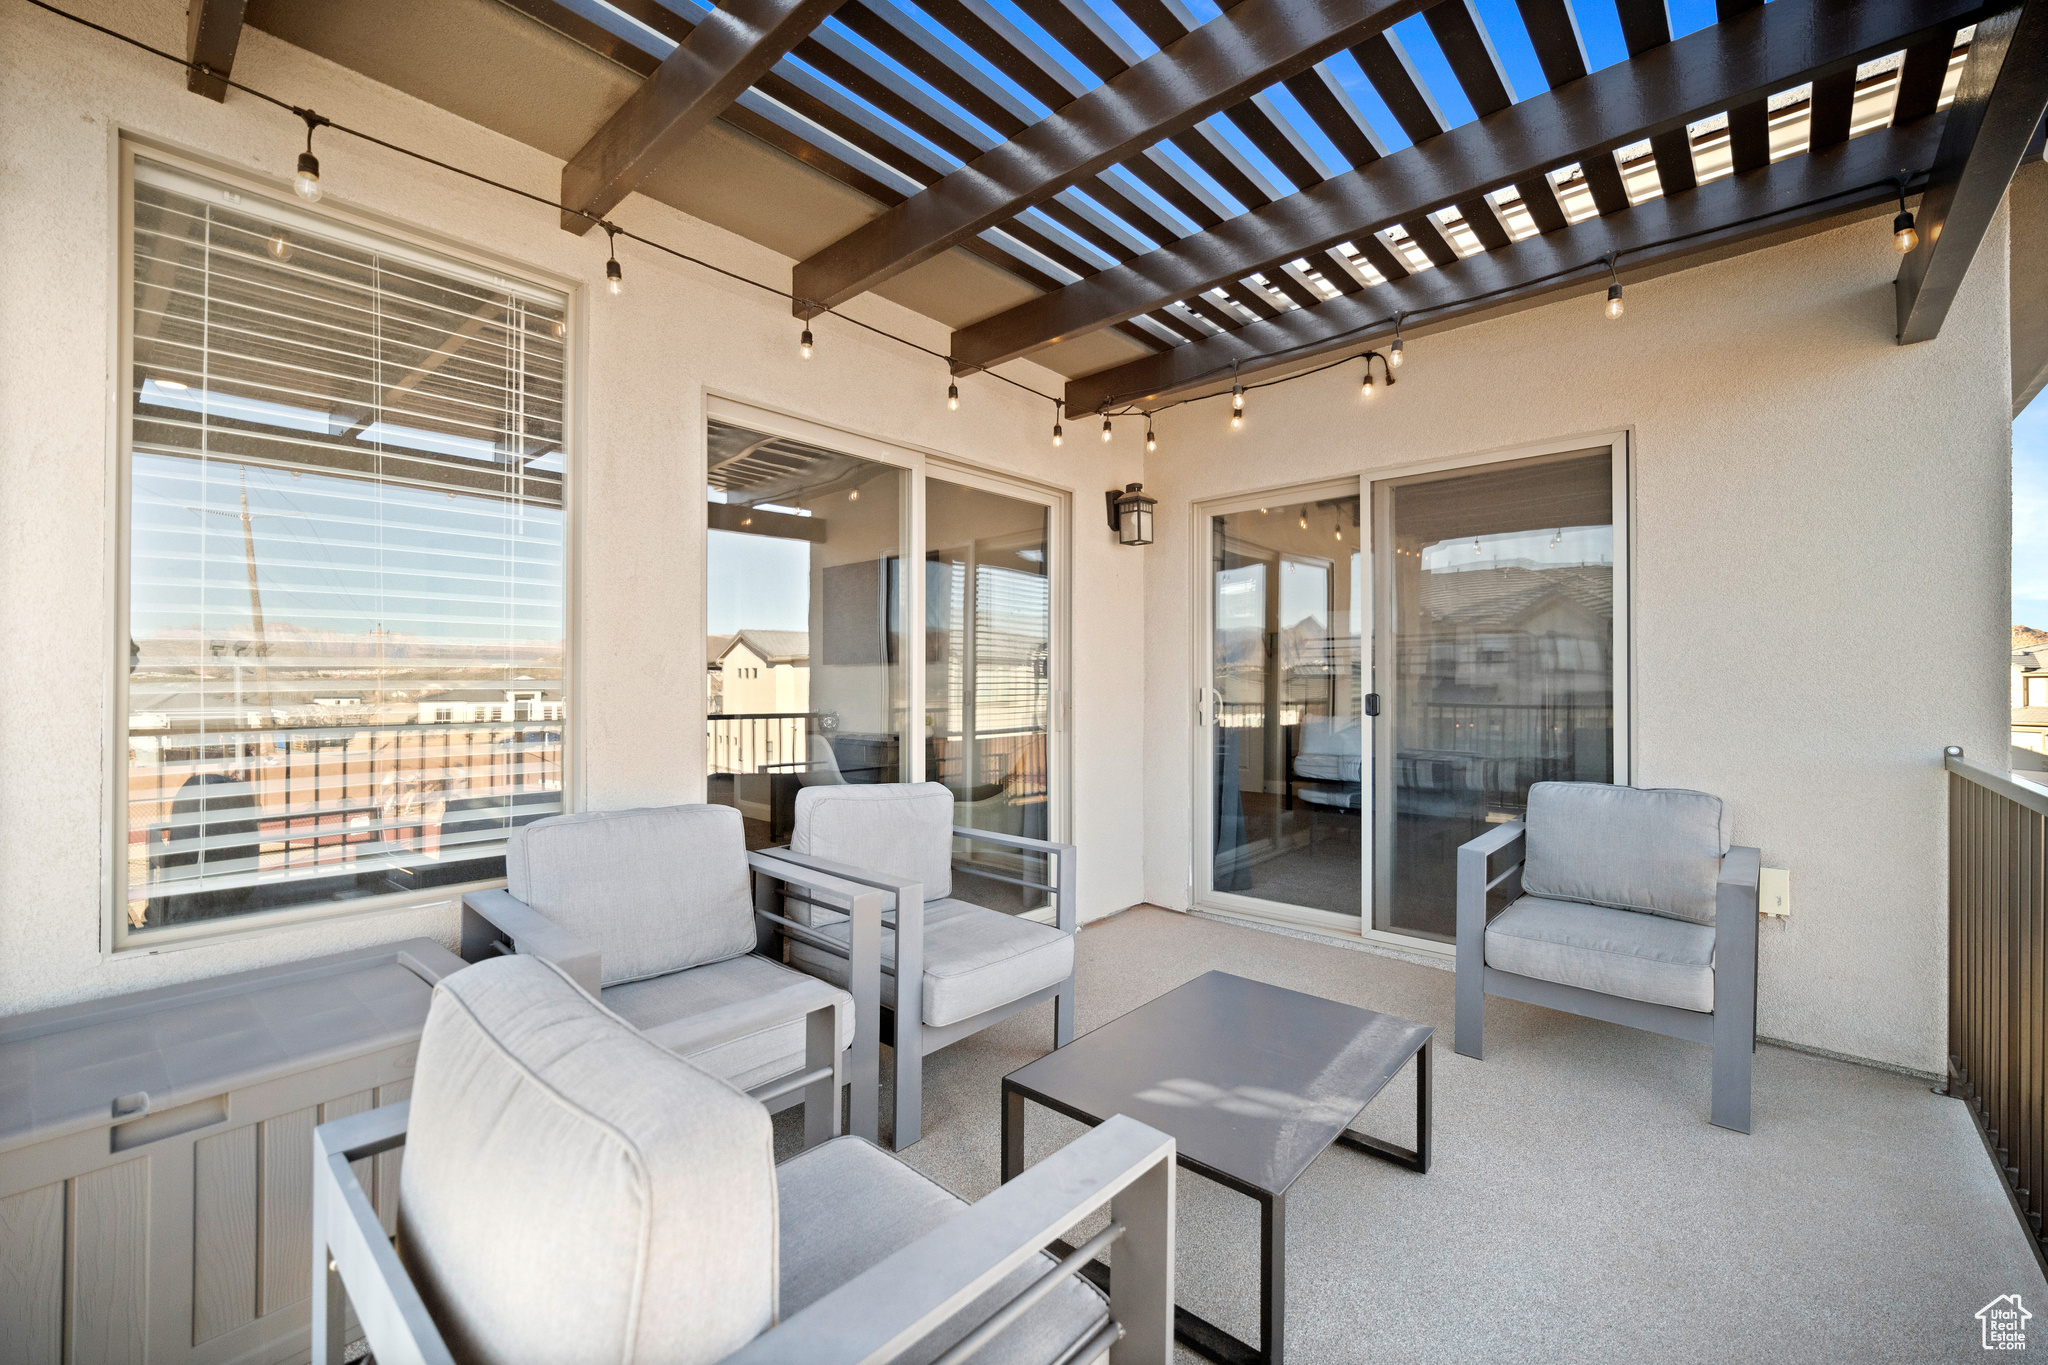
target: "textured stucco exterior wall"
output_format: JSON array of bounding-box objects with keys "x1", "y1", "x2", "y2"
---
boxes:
[
  {"x1": 0, "y1": 1, "x2": 1144, "y2": 1014},
  {"x1": 1137, "y1": 208, "x2": 2012, "y2": 1074}
]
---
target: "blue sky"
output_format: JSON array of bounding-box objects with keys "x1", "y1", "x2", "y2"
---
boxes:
[{"x1": 2019, "y1": 400, "x2": 2048, "y2": 630}]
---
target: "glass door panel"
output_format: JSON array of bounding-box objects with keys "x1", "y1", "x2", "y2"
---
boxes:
[
  {"x1": 1209, "y1": 498, "x2": 1364, "y2": 922},
  {"x1": 705, "y1": 420, "x2": 907, "y2": 849},
  {"x1": 1373, "y1": 449, "x2": 1617, "y2": 941},
  {"x1": 926, "y1": 478, "x2": 1052, "y2": 910}
]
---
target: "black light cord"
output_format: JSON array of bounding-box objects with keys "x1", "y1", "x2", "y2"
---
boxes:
[
  {"x1": 18, "y1": 0, "x2": 1932, "y2": 429},
  {"x1": 19, "y1": 0, "x2": 1055, "y2": 404}
]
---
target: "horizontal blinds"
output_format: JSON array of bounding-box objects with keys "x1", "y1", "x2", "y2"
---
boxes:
[{"x1": 126, "y1": 157, "x2": 569, "y2": 931}]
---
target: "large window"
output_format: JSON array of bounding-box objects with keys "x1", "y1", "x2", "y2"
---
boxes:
[{"x1": 121, "y1": 154, "x2": 569, "y2": 942}]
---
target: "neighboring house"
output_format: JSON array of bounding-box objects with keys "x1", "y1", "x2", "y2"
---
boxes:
[
  {"x1": 717, "y1": 630, "x2": 809, "y2": 714},
  {"x1": 2013, "y1": 633, "x2": 2048, "y2": 759},
  {"x1": 414, "y1": 688, "x2": 563, "y2": 725},
  {"x1": 706, "y1": 633, "x2": 734, "y2": 714}
]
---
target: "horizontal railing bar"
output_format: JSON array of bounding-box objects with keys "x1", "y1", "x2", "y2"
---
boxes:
[{"x1": 1948, "y1": 747, "x2": 2048, "y2": 819}]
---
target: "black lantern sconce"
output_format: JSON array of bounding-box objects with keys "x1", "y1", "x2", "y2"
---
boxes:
[{"x1": 1106, "y1": 482, "x2": 1157, "y2": 546}]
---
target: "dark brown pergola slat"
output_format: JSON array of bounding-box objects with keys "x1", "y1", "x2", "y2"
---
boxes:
[
  {"x1": 1809, "y1": 68, "x2": 1859, "y2": 149},
  {"x1": 1353, "y1": 233, "x2": 1413, "y2": 280},
  {"x1": 1651, "y1": 128, "x2": 1699, "y2": 194},
  {"x1": 950, "y1": 0, "x2": 1990, "y2": 373},
  {"x1": 1425, "y1": 0, "x2": 1515, "y2": 117},
  {"x1": 1063, "y1": 117, "x2": 1942, "y2": 412},
  {"x1": 1351, "y1": 32, "x2": 1449, "y2": 143},
  {"x1": 1456, "y1": 196, "x2": 1514, "y2": 249},
  {"x1": 1285, "y1": 69, "x2": 1389, "y2": 168},
  {"x1": 1514, "y1": 0, "x2": 1591, "y2": 88},
  {"x1": 1613, "y1": 0, "x2": 1671, "y2": 56},
  {"x1": 790, "y1": 0, "x2": 1430, "y2": 314},
  {"x1": 1409, "y1": 217, "x2": 1463, "y2": 267},
  {"x1": 1896, "y1": 33, "x2": 1960, "y2": 120},
  {"x1": 1898, "y1": 2, "x2": 2048, "y2": 343},
  {"x1": 1516, "y1": 176, "x2": 1571, "y2": 232},
  {"x1": 558, "y1": 0, "x2": 847, "y2": 234},
  {"x1": 186, "y1": 0, "x2": 246, "y2": 101}
]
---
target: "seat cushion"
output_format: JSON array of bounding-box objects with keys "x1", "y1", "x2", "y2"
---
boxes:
[
  {"x1": 1520, "y1": 782, "x2": 1733, "y2": 925},
  {"x1": 1295, "y1": 715, "x2": 1362, "y2": 783},
  {"x1": 602, "y1": 953, "x2": 854, "y2": 1094},
  {"x1": 793, "y1": 782, "x2": 955, "y2": 900},
  {"x1": 398, "y1": 955, "x2": 776, "y2": 1365},
  {"x1": 778, "y1": 1136, "x2": 1109, "y2": 1365},
  {"x1": 788, "y1": 898, "x2": 1075, "y2": 1028},
  {"x1": 508, "y1": 804, "x2": 757, "y2": 986},
  {"x1": 1485, "y1": 895, "x2": 1716, "y2": 1012}
]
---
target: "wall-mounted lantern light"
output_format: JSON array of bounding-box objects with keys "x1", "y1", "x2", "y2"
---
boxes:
[{"x1": 1106, "y1": 482, "x2": 1157, "y2": 546}]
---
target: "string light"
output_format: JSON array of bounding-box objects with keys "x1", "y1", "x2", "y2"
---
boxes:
[
  {"x1": 604, "y1": 224, "x2": 623, "y2": 295},
  {"x1": 1298, "y1": 507, "x2": 1309, "y2": 530},
  {"x1": 1145, "y1": 418, "x2": 1156, "y2": 452},
  {"x1": 1388, "y1": 312, "x2": 1404, "y2": 368},
  {"x1": 1101, "y1": 417, "x2": 1113, "y2": 443},
  {"x1": 1230, "y1": 364, "x2": 1244, "y2": 429},
  {"x1": 1052, "y1": 403, "x2": 1064, "y2": 447},
  {"x1": 1603, "y1": 252, "x2": 1624, "y2": 320},
  {"x1": 1892, "y1": 171, "x2": 1919, "y2": 253},
  {"x1": 292, "y1": 109, "x2": 327, "y2": 202},
  {"x1": 948, "y1": 381, "x2": 959, "y2": 410},
  {"x1": 799, "y1": 326, "x2": 814, "y2": 360},
  {"x1": 1359, "y1": 349, "x2": 1396, "y2": 399},
  {"x1": 849, "y1": 488, "x2": 860, "y2": 501}
]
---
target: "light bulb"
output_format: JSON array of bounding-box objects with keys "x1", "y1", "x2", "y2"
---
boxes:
[
  {"x1": 1101, "y1": 418, "x2": 1113, "y2": 443},
  {"x1": 1146, "y1": 428, "x2": 1156, "y2": 452},
  {"x1": 1605, "y1": 283, "x2": 1624, "y2": 319},
  {"x1": 605, "y1": 258, "x2": 623, "y2": 295},
  {"x1": 293, "y1": 153, "x2": 321, "y2": 203},
  {"x1": 948, "y1": 382, "x2": 959, "y2": 410},
  {"x1": 1389, "y1": 336, "x2": 1403, "y2": 368},
  {"x1": 1893, "y1": 211, "x2": 1918, "y2": 254},
  {"x1": 1052, "y1": 422, "x2": 1063, "y2": 447},
  {"x1": 1230, "y1": 410, "x2": 1243, "y2": 429},
  {"x1": 1362, "y1": 373, "x2": 1376, "y2": 399},
  {"x1": 1299, "y1": 510, "x2": 1308, "y2": 530},
  {"x1": 799, "y1": 328, "x2": 813, "y2": 360},
  {"x1": 1334, "y1": 525, "x2": 1343, "y2": 541},
  {"x1": 849, "y1": 488, "x2": 860, "y2": 501},
  {"x1": 266, "y1": 231, "x2": 292, "y2": 262}
]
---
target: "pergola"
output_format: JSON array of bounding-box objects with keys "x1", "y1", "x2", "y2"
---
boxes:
[{"x1": 191, "y1": 0, "x2": 2046, "y2": 420}]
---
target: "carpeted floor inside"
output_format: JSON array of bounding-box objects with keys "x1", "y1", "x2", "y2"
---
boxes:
[{"x1": 773, "y1": 906, "x2": 2043, "y2": 1363}]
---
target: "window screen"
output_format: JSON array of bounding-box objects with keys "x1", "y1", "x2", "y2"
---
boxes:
[{"x1": 124, "y1": 156, "x2": 568, "y2": 937}]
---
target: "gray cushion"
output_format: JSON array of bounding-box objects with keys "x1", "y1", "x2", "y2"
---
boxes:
[
  {"x1": 788, "y1": 898, "x2": 1075, "y2": 1028},
  {"x1": 793, "y1": 782, "x2": 955, "y2": 900},
  {"x1": 1485, "y1": 895, "x2": 1716, "y2": 1012},
  {"x1": 1520, "y1": 782, "x2": 1733, "y2": 925},
  {"x1": 508, "y1": 804, "x2": 757, "y2": 986},
  {"x1": 1294, "y1": 715, "x2": 1362, "y2": 783},
  {"x1": 778, "y1": 1136, "x2": 1109, "y2": 1365},
  {"x1": 602, "y1": 953, "x2": 854, "y2": 1094},
  {"x1": 397, "y1": 955, "x2": 777, "y2": 1365}
]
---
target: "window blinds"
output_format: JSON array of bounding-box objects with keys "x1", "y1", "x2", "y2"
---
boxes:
[{"x1": 125, "y1": 156, "x2": 569, "y2": 935}]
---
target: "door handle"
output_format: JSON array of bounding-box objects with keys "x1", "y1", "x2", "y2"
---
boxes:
[{"x1": 1364, "y1": 693, "x2": 1381, "y2": 717}]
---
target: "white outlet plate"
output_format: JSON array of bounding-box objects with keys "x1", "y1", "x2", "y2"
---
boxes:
[{"x1": 1759, "y1": 867, "x2": 1791, "y2": 917}]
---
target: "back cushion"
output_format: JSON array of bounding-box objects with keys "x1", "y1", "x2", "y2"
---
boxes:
[
  {"x1": 1520, "y1": 782, "x2": 1733, "y2": 925},
  {"x1": 792, "y1": 782, "x2": 953, "y2": 900},
  {"x1": 509, "y1": 805, "x2": 756, "y2": 987},
  {"x1": 398, "y1": 955, "x2": 776, "y2": 1365}
]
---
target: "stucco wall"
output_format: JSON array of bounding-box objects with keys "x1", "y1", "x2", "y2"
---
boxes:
[
  {"x1": 1138, "y1": 209, "x2": 2012, "y2": 1075},
  {"x1": 0, "y1": 1, "x2": 1145, "y2": 1013}
]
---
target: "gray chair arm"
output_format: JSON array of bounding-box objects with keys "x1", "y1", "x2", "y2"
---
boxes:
[
  {"x1": 460, "y1": 890, "x2": 602, "y2": 998},
  {"x1": 1455, "y1": 821, "x2": 1526, "y2": 947},
  {"x1": 951, "y1": 828, "x2": 1079, "y2": 935},
  {"x1": 1715, "y1": 846, "x2": 1761, "y2": 1006},
  {"x1": 728, "y1": 1115, "x2": 1177, "y2": 1365},
  {"x1": 312, "y1": 1102, "x2": 449, "y2": 1365}
]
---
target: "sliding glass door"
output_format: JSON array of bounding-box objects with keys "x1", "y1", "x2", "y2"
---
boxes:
[
  {"x1": 1371, "y1": 447, "x2": 1624, "y2": 943},
  {"x1": 1202, "y1": 490, "x2": 1365, "y2": 929}
]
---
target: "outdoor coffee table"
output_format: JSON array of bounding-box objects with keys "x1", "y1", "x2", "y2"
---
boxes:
[{"x1": 1000, "y1": 970, "x2": 1431, "y2": 1365}]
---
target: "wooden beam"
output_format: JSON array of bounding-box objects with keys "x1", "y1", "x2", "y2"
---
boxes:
[
  {"x1": 558, "y1": 0, "x2": 847, "y2": 234},
  {"x1": 1514, "y1": 0, "x2": 1590, "y2": 88},
  {"x1": 1064, "y1": 117, "x2": 1942, "y2": 412},
  {"x1": 1898, "y1": 3, "x2": 2048, "y2": 342},
  {"x1": 789, "y1": 0, "x2": 1432, "y2": 314},
  {"x1": 1424, "y1": 0, "x2": 1515, "y2": 117},
  {"x1": 949, "y1": 0, "x2": 1988, "y2": 372},
  {"x1": 185, "y1": 0, "x2": 247, "y2": 102}
]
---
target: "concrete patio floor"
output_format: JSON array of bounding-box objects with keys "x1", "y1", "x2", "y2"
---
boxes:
[{"x1": 774, "y1": 906, "x2": 2045, "y2": 1363}]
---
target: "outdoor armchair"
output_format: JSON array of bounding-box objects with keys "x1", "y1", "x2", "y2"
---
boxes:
[
  {"x1": 1455, "y1": 781, "x2": 1760, "y2": 1132},
  {"x1": 458, "y1": 802, "x2": 885, "y2": 1146},
  {"x1": 764, "y1": 782, "x2": 1078, "y2": 1150},
  {"x1": 310, "y1": 955, "x2": 1175, "y2": 1365}
]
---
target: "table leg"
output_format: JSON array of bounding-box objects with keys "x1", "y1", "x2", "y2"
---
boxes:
[
  {"x1": 1260, "y1": 1193, "x2": 1286, "y2": 1365},
  {"x1": 1001, "y1": 1084, "x2": 1024, "y2": 1184},
  {"x1": 1416, "y1": 1035, "x2": 1432, "y2": 1175}
]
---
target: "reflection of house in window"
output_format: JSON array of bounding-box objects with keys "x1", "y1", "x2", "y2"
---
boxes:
[{"x1": 715, "y1": 631, "x2": 810, "y2": 714}]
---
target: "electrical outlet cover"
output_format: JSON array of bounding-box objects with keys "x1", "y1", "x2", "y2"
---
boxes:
[{"x1": 1759, "y1": 866, "x2": 1791, "y2": 917}]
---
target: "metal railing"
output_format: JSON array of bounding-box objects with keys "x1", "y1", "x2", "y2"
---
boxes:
[
  {"x1": 1945, "y1": 745, "x2": 2048, "y2": 1275},
  {"x1": 707, "y1": 712, "x2": 826, "y2": 776}
]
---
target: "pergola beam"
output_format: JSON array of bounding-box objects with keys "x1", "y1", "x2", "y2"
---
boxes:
[
  {"x1": 185, "y1": 0, "x2": 247, "y2": 102},
  {"x1": 558, "y1": 0, "x2": 847, "y2": 235},
  {"x1": 1896, "y1": 3, "x2": 2048, "y2": 342},
  {"x1": 788, "y1": 0, "x2": 1432, "y2": 315},
  {"x1": 1062, "y1": 117, "x2": 1942, "y2": 413},
  {"x1": 949, "y1": 0, "x2": 1990, "y2": 373}
]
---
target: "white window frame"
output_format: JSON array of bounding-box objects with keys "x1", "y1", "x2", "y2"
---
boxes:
[
  {"x1": 1187, "y1": 431, "x2": 1633, "y2": 956},
  {"x1": 105, "y1": 137, "x2": 584, "y2": 955}
]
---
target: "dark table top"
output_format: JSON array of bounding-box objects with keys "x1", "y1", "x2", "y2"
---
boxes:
[{"x1": 1004, "y1": 971, "x2": 1431, "y2": 1197}]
